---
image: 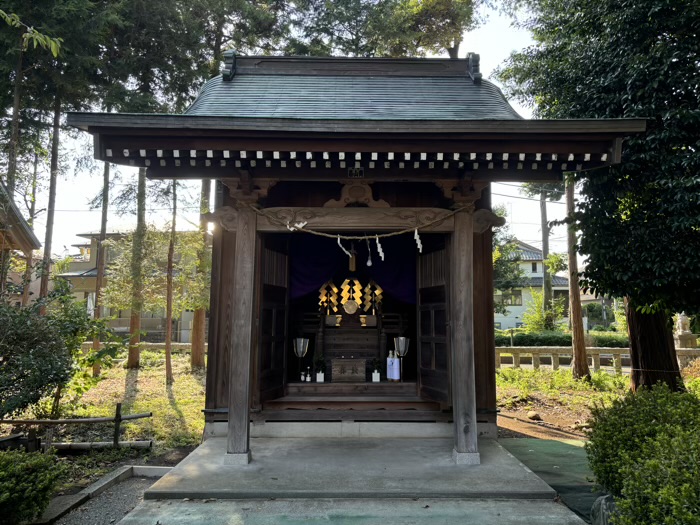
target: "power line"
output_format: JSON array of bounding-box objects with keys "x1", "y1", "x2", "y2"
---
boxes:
[{"x1": 492, "y1": 192, "x2": 567, "y2": 204}]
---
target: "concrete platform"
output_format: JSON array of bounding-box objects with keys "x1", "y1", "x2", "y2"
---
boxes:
[
  {"x1": 119, "y1": 498, "x2": 587, "y2": 524},
  {"x1": 145, "y1": 437, "x2": 556, "y2": 500}
]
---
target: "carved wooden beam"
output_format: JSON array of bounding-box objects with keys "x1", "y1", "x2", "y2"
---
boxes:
[
  {"x1": 206, "y1": 206, "x2": 499, "y2": 234},
  {"x1": 323, "y1": 181, "x2": 389, "y2": 208}
]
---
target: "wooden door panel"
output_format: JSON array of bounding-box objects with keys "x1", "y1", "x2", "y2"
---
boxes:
[
  {"x1": 417, "y1": 238, "x2": 450, "y2": 404},
  {"x1": 259, "y1": 241, "x2": 289, "y2": 402}
]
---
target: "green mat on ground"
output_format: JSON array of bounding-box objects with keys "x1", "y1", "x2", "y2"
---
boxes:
[{"x1": 500, "y1": 438, "x2": 605, "y2": 524}]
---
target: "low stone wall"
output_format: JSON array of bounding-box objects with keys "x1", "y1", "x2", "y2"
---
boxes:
[{"x1": 497, "y1": 346, "x2": 700, "y2": 372}]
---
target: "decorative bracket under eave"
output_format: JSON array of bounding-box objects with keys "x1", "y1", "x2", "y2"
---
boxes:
[{"x1": 473, "y1": 209, "x2": 505, "y2": 234}]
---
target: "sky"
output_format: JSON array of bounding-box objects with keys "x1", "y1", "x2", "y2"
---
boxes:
[{"x1": 29, "y1": 7, "x2": 572, "y2": 260}]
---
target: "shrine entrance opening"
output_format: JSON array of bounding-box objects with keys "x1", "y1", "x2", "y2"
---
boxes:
[{"x1": 254, "y1": 231, "x2": 452, "y2": 422}]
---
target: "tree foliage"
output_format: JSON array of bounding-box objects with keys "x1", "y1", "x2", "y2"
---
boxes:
[
  {"x1": 521, "y1": 288, "x2": 565, "y2": 332},
  {"x1": 0, "y1": 280, "x2": 121, "y2": 418},
  {"x1": 287, "y1": 0, "x2": 483, "y2": 57},
  {"x1": 496, "y1": 0, "x2": 700, "y2": 388},
  {"x1": 0, "y1": 9, "x2": 62, "y2": 56},
  {"x1": 497, "y1": 0, "x2": 700, "y2": 314},
  {"x1": 104, "y1": 227, "x2": 210, "y2": 317},
  {"x1": 492, "y1": 204, "x2": 527, "y2": 314}
]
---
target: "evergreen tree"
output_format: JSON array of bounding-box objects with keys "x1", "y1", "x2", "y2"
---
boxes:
[{"x1": 497, "y1": 0, "x2": 700, "y2": 390}]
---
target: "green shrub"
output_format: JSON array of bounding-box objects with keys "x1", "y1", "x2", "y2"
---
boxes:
[
  {"x1": 494, "y1": 330, "x2": 628, "y2": 347},
  {"x1": 590, "y1": 333, "x2": 629, "y2": 348},
  {"x1": 586, "y1": 384, "x2": 700, "y2": 497},
  {"x1": 512, "y1": 331, "x2": 572, "y2": 346},
  {"x1": 495, "y1": 333, "x2": 510, "y2": 346},
  {"x1": 0, "y1": 450, "x2": 62, "y2": 524},
  {"x1": 613, "y1": 428, "x2": 700, "y2": 525}
]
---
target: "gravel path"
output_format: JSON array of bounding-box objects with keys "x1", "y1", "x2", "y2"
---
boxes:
[{"x1": 55, "y1": 477, "x2": 154, "y2": 525}]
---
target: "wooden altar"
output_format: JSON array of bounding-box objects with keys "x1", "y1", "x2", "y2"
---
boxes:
[{"x1": 68, "y1": 53, "x2": 645, "y2": 465}]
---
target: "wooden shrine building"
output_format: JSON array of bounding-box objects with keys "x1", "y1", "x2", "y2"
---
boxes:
[{"x1": 69, "y1": 53, "x2": 645, "y2": 465}]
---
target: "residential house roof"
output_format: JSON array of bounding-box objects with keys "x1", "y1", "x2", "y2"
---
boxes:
[
  {"x1": 525, "y1": 275, "x2": 569, "y2": 287},
  {"x1": 0, "y1": 182, "x2": 41, "y2": 254},
  {"x1": 514, "y1": 240, "x2": 544, "y2": 261}
]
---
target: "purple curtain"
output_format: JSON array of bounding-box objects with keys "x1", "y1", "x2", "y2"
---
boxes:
[{"x1": 290, "y1": 234, "x2": 417, "y2": 304}]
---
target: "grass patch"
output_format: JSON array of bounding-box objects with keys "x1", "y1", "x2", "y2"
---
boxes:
[
  {"x1": 46, "y1": 351, "x2": 205, "y2": 489},
  {"x1": 496, "y1": 368, "x2": 629, "y2": 412},
  {"x1": 69, "y1": 351, "x2": 206, "y2": 450}
]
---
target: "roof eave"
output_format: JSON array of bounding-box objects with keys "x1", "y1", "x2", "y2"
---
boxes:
[{"x1": 67, "y1": 112, "x2": 648, "y2": 136}]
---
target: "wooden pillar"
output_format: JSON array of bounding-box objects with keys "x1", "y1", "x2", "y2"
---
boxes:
[
  {"x1": 225, "y1": 206, "x2": 257, "y2": 464},
  {"x1": 450, "y1": 209, "x2": 480, "y2": 465}
]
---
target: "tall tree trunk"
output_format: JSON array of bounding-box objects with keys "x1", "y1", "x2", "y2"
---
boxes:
[
  {"x1": 21, "y1": 152, "x2": 39, "y2": 305},
  {"x1": 165, "y1": 181, "x2": 176, "y2": 384},
  {"x1": 92, "y1": 162, "x2": 110, "y2": 376},
  {"x1": 191, "y1": 179, "x2": 210, "y2": 369},
  {"x1": 39, "y1": 97, "x2": 61, "y2": 303},
  {"x1": 626, "y1": 303, "x2": 683, "y2": 391},
  {"x1": 447, "y1": 38, "x2": 461, "y2": 59},
  {"x1": 6, "y1": 36, "x2": 23, "y2": 198},
  {"x1": 127, "y1": 167, "x2": 147, "y2": 368},
  {"x1": 566, "y1": 178, "x2": 590, "y2": 380},
  {"x1": 210, "y1": 20, "x2": 225, "y2": 77},
  {"x1": 540, "y1": 190, "x2": 552, "y2": 313}
]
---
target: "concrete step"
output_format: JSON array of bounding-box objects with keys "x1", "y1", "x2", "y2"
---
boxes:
[
  {"x1": 143, "y1": 438, "x2": 558, "y2": 501},
  {"x1": 263, "y1": 395, "x2": 440, "y2": 411},
  {"x1": 119, "y1": 498, "x2": 587, "y2": 525},
  {"x1": 287, "y1": 381, "x2": 417, "y2": 396}
]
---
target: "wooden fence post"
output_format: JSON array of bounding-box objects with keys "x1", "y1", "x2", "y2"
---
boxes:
[{"x1": 113, "y1": 403, "x2": 122, "y2": 447}]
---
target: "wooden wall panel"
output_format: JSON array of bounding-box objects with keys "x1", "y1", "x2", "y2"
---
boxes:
[
  {"x1": 205, "y1": 183, "x2": 237, "y2": 419},
  {"x1": 473, "y1": 187, "x2": 497, "y2": 426}
]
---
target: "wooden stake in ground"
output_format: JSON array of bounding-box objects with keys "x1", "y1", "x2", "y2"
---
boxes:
[
  {"x1": 566, "y1": 177, "x2": 590, "y2": 380},
  {"x1": 165, "y1": 181, "x2": 176, "y2": 384}
]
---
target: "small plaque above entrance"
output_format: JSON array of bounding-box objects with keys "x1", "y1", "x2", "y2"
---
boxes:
[{"x1": 331, "y1": 358, "x2": 366, "y2": 382}]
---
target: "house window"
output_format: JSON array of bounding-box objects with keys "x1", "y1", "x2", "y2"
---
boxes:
[
  {"x1": 494, "y1": 289, "x2": 523, "y2": 306},
  {"x1": 531, "y1": 262, "x2": 537, "y2": 273}
]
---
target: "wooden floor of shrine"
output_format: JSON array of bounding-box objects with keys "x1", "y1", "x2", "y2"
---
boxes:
[{"x1": 252, "y1": 382, "x2": 453, "y2": 423}]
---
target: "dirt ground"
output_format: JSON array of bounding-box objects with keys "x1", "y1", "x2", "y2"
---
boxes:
[{"x1": 497, "y1": 405, "x2": 589, "y2": 440}]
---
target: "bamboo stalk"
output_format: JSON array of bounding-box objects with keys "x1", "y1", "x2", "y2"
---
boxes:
[
  {"x1": 0, "y1": 413, "x2": 152, "y2": 425},
  {"x1": 45, "y1": 441, "x2": 153, "y2": 450}
]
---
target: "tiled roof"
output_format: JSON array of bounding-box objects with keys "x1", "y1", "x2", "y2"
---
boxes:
[
  {"x1": 525, "y1": 276, "x2": 569, "y2": 287},
  {"x1": 186, "y1": 57, "x2": 522, "y2": 121},
  {"x1": 518, "y1": 249, "x2": 542, "y2": 261},
  {"x1": 57, "y1": 268, "x2": 98, "y2": 278}
]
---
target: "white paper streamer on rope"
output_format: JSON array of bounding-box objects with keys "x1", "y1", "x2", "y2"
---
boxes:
[
  {"x1": 414, "y1": 228, "x2": 423, "y2": 253},
  {"x1": 375, "y1": 235, "x2": 385, "y2": 261},
  {"x1": 365, "y1": 237, "x2": 373, "y2": 267},
  {"x1": 337, "y1": 235, "x2": 352, "y2": 258},
  {"x1": 286, "y1": 220, "x2": 308, "y2": 231}
]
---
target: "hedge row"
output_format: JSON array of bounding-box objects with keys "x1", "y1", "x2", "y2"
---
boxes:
[
  {"x1": 586, "y1": 384, "x2": 700, "y2": 525},
  {"x1": 495, "y1": 331, "x2": 629, "y2": 348}
]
